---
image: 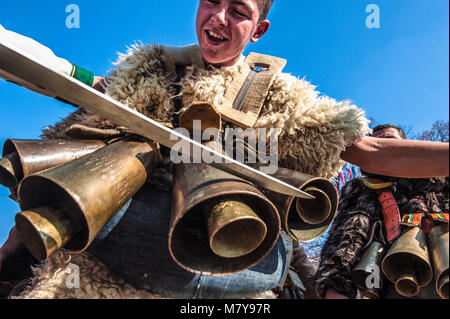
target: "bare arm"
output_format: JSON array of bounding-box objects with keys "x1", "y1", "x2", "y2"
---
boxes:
[{"x1": 341, "y1": 136, "x2": 449, "y2": 178}]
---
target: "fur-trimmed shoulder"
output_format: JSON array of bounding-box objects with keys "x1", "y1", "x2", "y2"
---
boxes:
[
  {"x1": 256, "y1": 73, "x2": 371, "y2": 178},
  {"x1": 105, "y1": 43, "x2": 175, "y2": 123}
]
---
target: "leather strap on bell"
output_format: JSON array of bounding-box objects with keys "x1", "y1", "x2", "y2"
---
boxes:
[
  {"x1": 220, "y1": 53, "x2": 286, "y2": 128},
  {"x1": 359, "y1": 177, "x2": 401, "y2": 243},
  {"x1": 430, "y1": 213, "x2": 449, "y2": 223},
  {"x1": 401, "y1": 213, "x2": 424, "y2": 227},
  {"x1": 377, "y1": 191, "x2": 402, "y2": 243}
]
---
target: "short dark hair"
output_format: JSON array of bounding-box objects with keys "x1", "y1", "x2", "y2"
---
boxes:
[
  {"x1": 258, "y1": 0, "x2": 274, "y2": 21},
  {"x1": 372, "y1": 124, "x2": 407, "y2": 139}
]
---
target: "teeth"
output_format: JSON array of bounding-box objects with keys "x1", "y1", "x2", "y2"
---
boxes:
[{"x1": 208, "y1": 30, "x2": 225, "y2": 40}]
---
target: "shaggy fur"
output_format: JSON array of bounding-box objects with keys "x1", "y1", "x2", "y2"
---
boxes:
[
  {"x1": 11, "y1": 251, "x2": 162, "y2": 299},
  {"x1": 10, "y1": 251, "x2": 275, "y2": 299},
  {"x1": 315, "y1": 176, "x2": 449, "y2": 299},
  {"x1": 42, "y1": 43, "x2": 371, "y2": 179}
]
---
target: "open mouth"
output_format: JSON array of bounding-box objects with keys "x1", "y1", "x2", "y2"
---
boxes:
[{"x1": 205, "y1": 30, "x2": 228, "y2": 44}]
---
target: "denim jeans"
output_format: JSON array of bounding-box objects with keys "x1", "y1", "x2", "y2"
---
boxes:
[{"x1": 87, "y1": 183, "x2": 291, "y2": 299}]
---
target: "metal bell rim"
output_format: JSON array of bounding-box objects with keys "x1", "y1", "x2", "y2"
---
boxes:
[
  {"x1": 395, "y1": 272, "x2": 420, "y2": 297},
  {"x1": 428, "y1": 224, "x2": 449, "y2": 299},
  {"x1": 15, "y1": 211, "x2": 49, "y2": 260},
  {"x1": 295, "y1": 186, "x2": 332, "y2": 225},
  {"x1": 2, "y1": 139, "x2": 26, "y2": 181},
  {"x1": 381, "y1": 252, "x2": 433, "y2": 288},
  {"x1": 0, "y1": 155, "x2": 18, "y2": 188},
  {"x1": 169, "y1": 181, "x2": 281, "y2": 276},
  {"x1": 208, "y1": 213, "x2": 268, "y2": 259},
  {"x1": 278, "y1": 176, "x2": 338, "y2": 242},
  {"x1": 18, "y1": 174, "x2": 90, "y2": 254},
  {"x1": 437, "y1": 272, "x2": 448, "y2": 299}
]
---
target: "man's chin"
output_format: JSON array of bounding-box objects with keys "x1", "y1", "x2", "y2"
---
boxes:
[{"x1": 200, "y1": 49, "x2": 228, "y2": 67}]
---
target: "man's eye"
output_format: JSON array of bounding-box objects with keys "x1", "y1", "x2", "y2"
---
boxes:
[
  {"x1": 206, "y1": 0, "x2": 220, "y2": 4},
  {"x1": 233, "y1": 9, "x2": 247, "y2": 18}
]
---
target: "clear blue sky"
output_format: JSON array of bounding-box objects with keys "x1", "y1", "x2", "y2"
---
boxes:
[{"x1": 0, "y1": 0, "x2": 448, "y2": 242}]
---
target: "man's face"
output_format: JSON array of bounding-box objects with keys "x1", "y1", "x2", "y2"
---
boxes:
[
  {"x1": 196, "y1": 0, "x2": 270, "y2": 67},
  {"x1": 372, "y1": 127, "x2": 404, "y2": 139}
]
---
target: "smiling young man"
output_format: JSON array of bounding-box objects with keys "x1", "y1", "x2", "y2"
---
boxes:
[
  {"x1": 196, "y1": 0, "x2": 271, "y2": 67},
  {"x1": 0, "y1": 0, "x2": 448, "y2": 299}
]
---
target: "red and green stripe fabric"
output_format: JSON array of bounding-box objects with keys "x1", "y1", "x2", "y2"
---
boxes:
[
  {"x1": 70, "y1": 63, "x2": 94, "y2": 87},
  {"x1": 401, "y1": 213, "x2": 449, "y2": 226}
]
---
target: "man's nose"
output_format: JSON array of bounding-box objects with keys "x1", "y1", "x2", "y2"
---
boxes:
[{"x1": 212, "y1": 7, "x2": 228, "y2": 26}]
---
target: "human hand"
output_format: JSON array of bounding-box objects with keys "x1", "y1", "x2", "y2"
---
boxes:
[{"x1": 92, "y1": 76, "x2": 106, "y2": 93}]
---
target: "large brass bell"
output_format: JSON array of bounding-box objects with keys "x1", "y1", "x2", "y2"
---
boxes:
[
  {"x1": 351, "y1": 241, "x2": 386, "y2": 299},
  {"x1": 0, "y1": 139, "x2": 106, "y2": 189},
  {"x1": 204, "y1": 197, "x2": 267, "y2": 259},
  {"x1": 382, "y1": 227, "x2": 433, "y2": 297},
  {"x1": 14, "y1": 138, "x2": 160, "y2": 260},
  {"x1": 428, "y1": 224, "x2": 449, "y2": 299},
  {"x1": 262, "y1": 168, "x2": 338, "y2": 242},
  {"x1": 169, "y1": 141, "x2": 280, "y2": 276}
]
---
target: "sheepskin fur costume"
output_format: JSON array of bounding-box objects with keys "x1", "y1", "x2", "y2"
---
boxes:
[
  {"x1": 315, "y1": 175, "x2": 449, "y2": 299},
  {"x1": 42, "y1": 43, "x2": 371, "y2": 179},
  {"x1": 10, "y1": 250, "x2": 276, "y2": 299}
]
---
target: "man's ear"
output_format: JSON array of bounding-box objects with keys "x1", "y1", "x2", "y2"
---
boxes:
[{"x1": 250, "y1": 20, "x2": 270, "y2": 43}]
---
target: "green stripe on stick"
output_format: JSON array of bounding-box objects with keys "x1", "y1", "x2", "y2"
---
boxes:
[{"x1": 73, "y1": 64, "x2": 94, "y2": 87}]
